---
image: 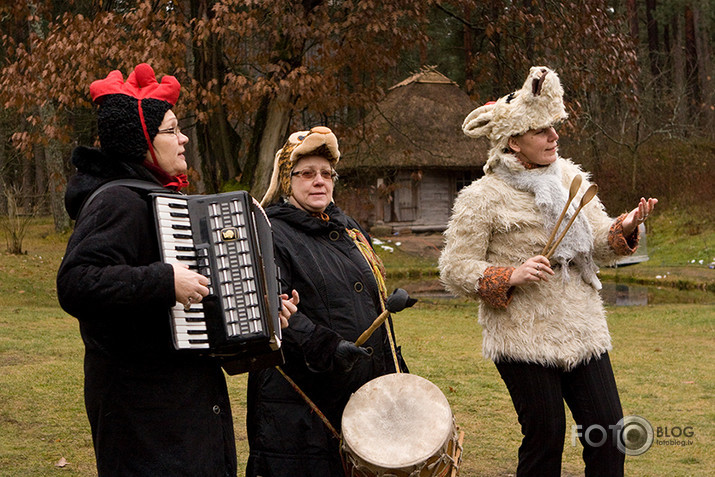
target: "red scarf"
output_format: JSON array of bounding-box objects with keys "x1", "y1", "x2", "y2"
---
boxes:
[{"x1": 144, "y1": 162, "x2": 189, "y2": 191}]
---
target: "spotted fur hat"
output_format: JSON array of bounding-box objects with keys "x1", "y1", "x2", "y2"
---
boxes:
[
  {"x1": 462, "y1": 66, "x2": 567, "y2": 151},
  {"x1": 260, "y1": 126, "x2": 340, "y2": 207}
]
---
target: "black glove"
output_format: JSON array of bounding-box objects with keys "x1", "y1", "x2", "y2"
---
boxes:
[{"x1": 334, "y1": 340, "x2": 371, "y2": 372}]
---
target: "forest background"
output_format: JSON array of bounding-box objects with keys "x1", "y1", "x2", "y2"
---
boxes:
[{"x1": 0, "y1": 0, "x2": 713, "y2": 253}]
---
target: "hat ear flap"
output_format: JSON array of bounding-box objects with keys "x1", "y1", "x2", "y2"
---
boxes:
[
  {"x1": 259, "y1": 148, "x2": 285, "y2": 207},
  {"x1": 462, "y1": 103, "x2": 495, "y2": 139}
]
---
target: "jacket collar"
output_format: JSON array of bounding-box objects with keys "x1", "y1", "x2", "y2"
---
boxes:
[
  {"x1": 64, "y1": 146, "x2": 162, "y2": 219},
  {"x1": 266, "y1": 201, "x2": 348, "y2": 234}
]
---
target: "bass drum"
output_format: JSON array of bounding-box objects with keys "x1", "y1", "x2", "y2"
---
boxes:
[{"x1": 341, "y1": 373, "x2": 463, "y2": 477}]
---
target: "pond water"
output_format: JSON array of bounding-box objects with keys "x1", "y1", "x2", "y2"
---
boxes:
[
  {"x1": 389, "y1": 278, "x2": 714, "y2": 306},
  {"x1": 599, "y1": 282, "x2": 650, "y2": 306},
  {"x1": 602, "y1": 282, "x2": 715, "y2": 306}
]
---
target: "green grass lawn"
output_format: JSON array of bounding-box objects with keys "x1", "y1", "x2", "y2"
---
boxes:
[{"x1": 1, "y1": 217, "x2": 713, "y2": 476}]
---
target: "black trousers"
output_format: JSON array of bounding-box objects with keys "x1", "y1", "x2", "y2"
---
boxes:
[{"x1": 495, "y1": 352, "x2": 625, "y2": 477}]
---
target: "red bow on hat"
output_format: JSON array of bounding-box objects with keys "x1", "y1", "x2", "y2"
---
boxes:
[{"x1": 90, "y1": 63, "x2": 180, "y2": 105}]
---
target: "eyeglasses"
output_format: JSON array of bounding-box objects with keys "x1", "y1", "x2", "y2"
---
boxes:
[
  {"x1": 291, "y1": 169, "x2": 337, "y2": 181},
  {"x1": 157, "y1": 125, "x2": 182, "y2": 136}
]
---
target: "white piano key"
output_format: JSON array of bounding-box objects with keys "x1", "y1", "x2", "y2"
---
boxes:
[
  {"x1": 163, "y1": 251, "x2": 198, "y2": 262},
  {"x1": 174, "y1": 335, "x2": 210, "y2": 349},
  {"x1": 160, "y1": 236, "x2": 194, "y2": 248},
  {"x1": 172, "y1": 304, "x2": 204, "y2": 314},
  {"x1": 172, "y1": 316, "x2": 206, "y2": 326},
  {"x1": 160, "y1": 235, "x2": 193, "y2": 247},
  {"x1": 157, "y1": 212, "x2": 191, "y2": 223},
  {"x1": 174, "y1": 322, "x2": 208, "y2": 332},
  {"x1": 160, "y1": 238, "x2": 197, "y2": 250},
  {"x1": 163, "y1": 257, "x2": 198, "y2": 268},
  {"x1": 155, "y1": 196, "x2": 188, "y2": 207}
]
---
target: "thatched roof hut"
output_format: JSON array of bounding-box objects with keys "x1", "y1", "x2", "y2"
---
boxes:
[
  {"x1": 335, "y1": 68, "x2": 487, "y2": 232},
  {"x1": 340, "y1": 67, "x2": 486, "y2": 171}
]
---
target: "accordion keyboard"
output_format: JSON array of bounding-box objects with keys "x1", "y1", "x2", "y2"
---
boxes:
[{"x1": 155, "y1": 195, "x2": 211, "y2": 349}]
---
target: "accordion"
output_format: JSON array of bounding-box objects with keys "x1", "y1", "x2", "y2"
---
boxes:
[{"x1": 152, "y1": 190, "x2": 283, "y2": 375}]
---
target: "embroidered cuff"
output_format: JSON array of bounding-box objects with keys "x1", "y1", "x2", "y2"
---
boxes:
[
  {"x1": 609, "y1": 213, "x2": 640, "y2": 255},
  {"x1": 478, "y1": 266, "x2": 515, "y2": 309}
]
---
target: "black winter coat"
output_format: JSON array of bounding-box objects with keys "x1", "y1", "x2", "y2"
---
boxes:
[
  {"x1": 56, "y1": 147, "x2": 236, "y2": 477},
  {"x1": 246, "y1": 201, "x2": 407, "y2": 477}
]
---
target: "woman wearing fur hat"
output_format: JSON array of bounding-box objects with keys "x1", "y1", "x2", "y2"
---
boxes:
[
  {"x1": 57, "y1": 64, "x2": 297, "y2": 476},
  {"x1": 439, "y1": 67, "x2": 657, "y2": 476},
  {"x1": 246, "y1": 127, "x2": 408, "y2": 476}
]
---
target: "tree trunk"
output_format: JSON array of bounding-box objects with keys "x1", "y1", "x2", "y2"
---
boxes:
[
  {"x1": 626, "y1": 0, "x2": 639, "y2": 44},
  {"x1": 192, "y1": 0, "x2": 241, "y2": 193},
  {"x1": 37, "y1": 140, "x2": 70, "y2": 231},
  {"x1": 34, "y1": 144, "x2": 48, "y2": 214},
  {"x1": 626, "y1": 0, "x2": 640, "y2": 99},
  {"x1": 27, "y1": 0, "x2": 70, "y2": 231},
  {"x1": 691, "y1": 5, "x2": 714, "y2": 136},
  {"x1": 645, "y1": 0, "x2": 661, "y2": 79},
  {"x1": 462, "y1": 4, "x2": 473, "y2": 93},
  {"x1": 182, "y1": 0, "x2": 205, "y2": 193},
  {"x1": 248, "y1": 90, "x2": 293, "y2": 201},
  {"x1": 671, "y1": 12, "x2": 687, "y2": 129},
  {"x1": 23, "y1": 147, "x2": 35, "y2": 211},
  {"x1": 684, "y1": 6, "x2": 701, "y2": 117}
]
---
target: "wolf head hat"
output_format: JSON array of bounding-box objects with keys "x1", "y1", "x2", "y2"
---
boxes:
[{"x1": 462, "y1": 66, "x2": 567, "y2": 151}]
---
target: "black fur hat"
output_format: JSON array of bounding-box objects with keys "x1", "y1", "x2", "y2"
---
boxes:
[{"x1": 97, "y1": 95, "x2": 171, "y2": 163}]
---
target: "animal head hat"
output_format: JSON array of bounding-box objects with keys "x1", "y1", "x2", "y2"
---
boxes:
[
  {"x1": 260, "y1": 126, "x2": 340, "y2": 207},
  {"x1": 462, "y1": 66, "x2": 567, "y2": 152}
]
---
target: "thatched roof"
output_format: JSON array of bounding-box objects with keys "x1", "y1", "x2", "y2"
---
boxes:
[{"x1": 340, "y1": 67, "x2": 487, "y2": 172}]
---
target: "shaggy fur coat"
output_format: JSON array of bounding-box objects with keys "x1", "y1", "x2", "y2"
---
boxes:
[{"x1": 439, "y1": 151, "x2": 637, "y2": 370}]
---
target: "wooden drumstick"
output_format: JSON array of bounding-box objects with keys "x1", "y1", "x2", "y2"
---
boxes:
[
  {"x1": 355, "y1": 310, "x2": 389, "y2": 347},
  {"x1": 546, "y1": 184, "x2": 598, "y2": 260},
  {"x1": 354, "y1": 288, "x2": 416, "y2": 347},
  {"x1": 541, "y1": 175, "x2": 582, "y2": 256}
]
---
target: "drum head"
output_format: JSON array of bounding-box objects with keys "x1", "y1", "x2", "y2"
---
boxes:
[{"x1": 341, "y1": 373, "x2": 453, "y2": 469}]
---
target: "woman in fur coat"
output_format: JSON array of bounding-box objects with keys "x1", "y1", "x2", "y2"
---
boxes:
[{"x1": 439, "y1": 67, "x2": 657, "y2": 477}]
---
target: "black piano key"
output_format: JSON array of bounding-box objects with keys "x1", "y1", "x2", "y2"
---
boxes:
[{"x1": 188, "y1": 339, "x2": 210, "y2": 345}]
